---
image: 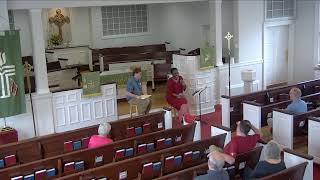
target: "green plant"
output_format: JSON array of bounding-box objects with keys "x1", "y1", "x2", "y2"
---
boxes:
[{"x1": 50, "y1": 34, "x2": 62, "y2": 45}]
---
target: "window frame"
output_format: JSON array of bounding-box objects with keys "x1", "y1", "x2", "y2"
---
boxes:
[
  {"x1": 100, "y1": 5, "x2": 151, "y2": 39},
  {"x1": 265, "y1": 0, "x2": 296, "y2": 22}
]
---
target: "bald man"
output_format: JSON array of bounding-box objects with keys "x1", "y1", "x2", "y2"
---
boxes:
[{"x1": 194, "y1": 152, "x2": 229, "y2": 180}]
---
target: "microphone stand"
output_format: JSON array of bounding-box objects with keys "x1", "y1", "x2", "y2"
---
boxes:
[{"x1": 195, "y1": 87, "x2": 207, "y2": 121}]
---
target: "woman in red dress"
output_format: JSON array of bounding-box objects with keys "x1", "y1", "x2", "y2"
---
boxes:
[{"x1": 166, "y1": 68, "x2": 190, "y2": 121}]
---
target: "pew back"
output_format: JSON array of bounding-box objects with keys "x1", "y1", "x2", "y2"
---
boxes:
[
  {"x1": 58, "y1": 134, "x2": 227, "y2": 180},
  {"x1": 259, "y1": 162, "x2": 307, "y2": 180},
  {"x1": 0, "y1": 123, "x2": 196, "y2": 179},
  {"x1": 222, "y1": 78, "x2": 320, "y2": 129},
  {"x1": 0, "y1": 111, "x2": 165, "y2": 166}
]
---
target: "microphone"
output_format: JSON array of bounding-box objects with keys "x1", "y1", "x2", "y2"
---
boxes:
[
  {"x1": 192, "y1": 86, "x2": 207, "y2": 96},
  {"x1": 192, "y1": 89, "x2": 200, "y2": 96}
]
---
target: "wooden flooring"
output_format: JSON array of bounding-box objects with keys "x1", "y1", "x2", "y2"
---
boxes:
[{"x1": 117, "y1": 82, "x2": 168, "y2": 116}]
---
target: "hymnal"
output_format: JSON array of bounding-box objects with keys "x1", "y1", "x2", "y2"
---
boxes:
[
  {"x1": 81, "y1": 137, "x2": 90, "y2": 148},
  {"x1": 183, "y1": 151, "x2": 193, "y2": 162},
  {"x1": 35, "y1": 169, "x2": 46, "y2": 180},
  {"x1": 135, "y1": 127, "x2": 142, "y2": 135},
  {"x1": 146, "y1": 143, "x2": 155, "y2": 152},
  {"x1": 165, "y1": 156, "x2": 174, "y2": 168},
  {"x1": 143, "y1": 123, "x2": 151, "y2": 133},
  {"x1": 73, "y1": 140, "x2": 82, "y2": 151},
  {"x1": 137, "y1": 144, "x2": 147, "y2": 153},
  {"x1": 156, "y1": 138, "x2": 165, "y2": 149},
  {"x1": 142, "y1": 162, "x2": 153, "y2": 175},
  {"x1": 153, "y1": 161, "x2": 161, "y2": 171},
  {"x1": 126, "y1": 127, "x2": 135, "y2": 137},
  {"x1": 46, "y1": 168, "x2": 56, "y2": 177},
  {"x1": 164, "y1": 138, "x2": 173, "y2": 146},
  {"x1": 125, "y1": 148, "x2": 134, "y2": 157},
  {"x1": 75, "y1": 160, "x2": 85, "y2": 171},
  {"x1": 64, "y1": 141, "x2": 73, "y2": 152},
  {"x1": 115, "y1": 149, "x2": 125, "y2": 159},
  {"x1": 174, "y1": 155, "x2": 182, "y2": 166},
  {"x1": 64, "y1": 162, "x2": 75, "y2": 173},
  {"x1": 4, "y1": 154, "x2": 16, "y2": 166}
]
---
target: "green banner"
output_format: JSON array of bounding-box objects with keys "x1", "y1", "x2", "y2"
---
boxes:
[
  {"x1": 82, "y1": 72, "x2": 101, "y2": 97},
  {"x1": 0, "y1": 30, "x2": 26, "y2": 118},
  {"x1": 200, "y1": 43, "x2": 215, "y2": 70},
  {"x1": 100, "y1": 70, "x2": 147, "y2": 88}
]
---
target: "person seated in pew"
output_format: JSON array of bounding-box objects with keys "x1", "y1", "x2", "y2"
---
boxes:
[
  {"x1": 209, "y1": 120, "x2": 262, "y2": 165},
  {"x1": 249, "y1": 140, "x2": 286, "y2": 179},
  {"x1": 166, "y1": 68, "x2": 190, "y2": 122},
  {"x1": 88, "y1": 122, "x2": 113, "y2": 148},
  {"x1": 267, "y1": 87, "x2": 307, "y2": 130},
  {"x1": 194, "y1": 151, "x2": 229, "y2": 180},
  {"x1": 126, "y1": 67, "x2": 152, "y2": 115}
]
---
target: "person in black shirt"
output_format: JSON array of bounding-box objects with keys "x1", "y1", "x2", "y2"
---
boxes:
[{"x1": 250, "y1": 140, "x2": 286, "y2": 178}]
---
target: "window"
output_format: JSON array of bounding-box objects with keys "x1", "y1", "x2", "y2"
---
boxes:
[
  {"x1": 265, "y1": 0, "x2": 296, "y2": 20},
  {"x1": 101, "y1": 5, "x2": 148, "y2": 37},
  {"x1": 8, "y1": 10, "x2": 15, "y2": 30}
]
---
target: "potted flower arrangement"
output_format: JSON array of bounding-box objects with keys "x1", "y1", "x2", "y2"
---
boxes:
[{"x1": 50, "y1": 34, "x2": 62, "y2": 46}]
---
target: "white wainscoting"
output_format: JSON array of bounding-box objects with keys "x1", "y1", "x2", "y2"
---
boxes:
[
  {"x1": 308, "y1": 119, "x2": 320, "y2": 164},
  {"x1": 273, "y1": 110, "x2": 294, "y2": 149},
  {"x1": 217, "y1": 60, "x2": 263, "y2": 98},
  {"x1": 52, "y1": 83, "x2": 118, "y2": 132}
]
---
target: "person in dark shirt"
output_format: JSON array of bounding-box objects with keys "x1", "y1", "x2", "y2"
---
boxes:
[{"x1": 250, "y1": 140, "x2": 286, "y2": 179}]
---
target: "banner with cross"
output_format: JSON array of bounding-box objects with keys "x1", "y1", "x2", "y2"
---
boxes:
[{"x1": 0, "y1": 30, "x2": 26, "y2": 118}]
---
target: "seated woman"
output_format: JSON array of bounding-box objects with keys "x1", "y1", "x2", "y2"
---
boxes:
[
  {"x1": 88, "y1": 122, "x2": 113, "y2": 148},
  {"x1": 166, "y1": 68, "x2": 190, "y2": 121},
  {"x1": 250, "y1": 140, "x2": 286, "y2": 179},
  {"x1": 126, "y1": 67, "x2": 152, "y2": 115}
]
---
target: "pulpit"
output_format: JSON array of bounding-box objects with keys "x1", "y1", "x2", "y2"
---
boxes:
[{"x1": 172, "y1": 54, "x2": 216, "y2": 115}]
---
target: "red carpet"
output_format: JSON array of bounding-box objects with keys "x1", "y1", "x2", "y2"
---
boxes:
[{"x1": 173, "y1": 103, "x2": 320, "y2": 179}]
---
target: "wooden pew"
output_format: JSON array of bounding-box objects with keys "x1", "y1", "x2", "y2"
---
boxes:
[
  {"x1": 153, "y1": 146, "x2": 263, "y2": 180},
  {"x1": 210, "y1": 124, "x2": 232, "y2": 147},
  {"x1": 221, "y1": 78, "x2": 320, "y2": 129},
  {"x1": 0, "y1": 111, "x2": 166, "y2": 167},
  {"x1": 260, "y1": 162, "x2": 307, "y2": 180},
  {"x1": 308, "y1": 117, "x2": 320, "y2": 164},
  {"x1": 273, "y1": 108, "x2": 320, "y2": 149},
  {"x1": 55, "y1": 134, "x2": 227, "y2": 180},
  {"x1": 243, "y1": 92, "x2": 320, "y2": 129},
  {"x1": 155, "y1": 147, "x2": 313, "y2": 180},
  {"x1": 0, "y1": 123, "x2": 196, "y2": 179}
]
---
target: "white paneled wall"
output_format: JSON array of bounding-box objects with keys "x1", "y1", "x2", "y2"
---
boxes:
[{"x1": 52, "y1": 84, "x2": 117, "y2": 132}]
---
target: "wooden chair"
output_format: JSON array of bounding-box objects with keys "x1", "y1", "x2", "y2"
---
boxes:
[{"x1": 130, "y1": 104, "x2": 138, "y2": 117}]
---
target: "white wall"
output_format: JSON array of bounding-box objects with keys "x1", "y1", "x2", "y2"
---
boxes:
[
  {"x1": 293, "y1": 0, "x2": 317, "y2": 82},
  {"x1": 13, "y1": 10, "x2": 33, "y2": 56},
  {"x1": 159, "y1": 1, "x2": 209, "y2": 52},
  {"x1": 0, "y1": 0, "x2": 9, "y2": 30},
  {"x1": 235, "y1": 0, "x2": 264, "y2": 63}
]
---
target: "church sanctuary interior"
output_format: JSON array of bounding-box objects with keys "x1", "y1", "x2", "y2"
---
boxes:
[{"x1": 1, "y1": 0, "x2": 320, "y2": 179}]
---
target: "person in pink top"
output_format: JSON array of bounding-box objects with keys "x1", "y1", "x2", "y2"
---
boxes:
[{"x1": 88, "y1": 122, "x2": 113, "y2": 148}]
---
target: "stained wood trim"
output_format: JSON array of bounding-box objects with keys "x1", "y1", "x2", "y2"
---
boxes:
[
  {"x1": 243, "y1": 100, "x2": 263, "y2": 106},
  {"x1": 308, "y1": 116, "x2": 320, "y2": 123},
  {"x1": 283, "y1": 148, "x2": 314, "y2": 160}
]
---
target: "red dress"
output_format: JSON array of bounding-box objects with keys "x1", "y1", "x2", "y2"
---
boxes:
[{"x1": 166, "y1": 76, "x2": 188, "y2": 110}]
